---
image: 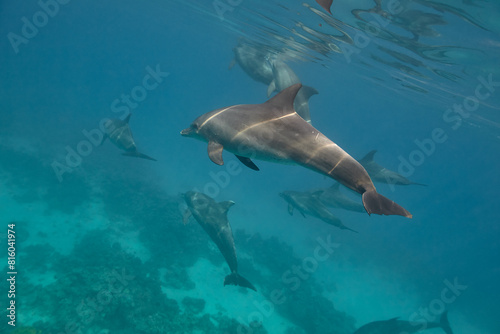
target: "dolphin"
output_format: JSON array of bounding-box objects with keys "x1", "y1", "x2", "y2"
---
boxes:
[
  {"x1": 353, "y1": 311, "x2": 453, "y2": 334},
  {"x1": 181, "y1": 83, "x2": 412, "y2": 218},
  {"x1": 359, "y1": 150, "x2": 426, "y2": 186},
  {"x1": 315, "y1": 0, "x2": 333, "y2": 14},
  {"x1": 280, "y1": 190, "x2": 357, "y2": 232},
  {"x1": 268, "y1": 59, "x2": 318, "y2": 123},
  {"x1": 183, "y1": 191, "x2": 256, "y2": 291},
  {"x1": 230, "y1": 41, "x2": 275, "y2": 86},
  {"x1": 312, "y1": 183, "x2": 365, "y2": 213},
  {"x1": 103, "y1": 114, "x2": 156, "y2": 161}
]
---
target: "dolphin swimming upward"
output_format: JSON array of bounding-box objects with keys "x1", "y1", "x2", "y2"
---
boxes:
[
  {"x1": 181, "y1": 84, "x2": 412, "y2": 218},
  {"x1": 183, "y1": 191, "x2": 256, "y2": 291}
]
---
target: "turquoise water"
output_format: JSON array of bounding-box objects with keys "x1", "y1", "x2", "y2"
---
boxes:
[{"x1": 1, "y1": 1, "x2": 499, "y2": 333}]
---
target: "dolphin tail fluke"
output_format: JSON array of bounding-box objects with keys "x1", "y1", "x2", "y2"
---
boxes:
[
  {"x1": 440, "y1": 311, "x2": 453, "y2": 334},
  {"x1": 362, "y1": 190, "x2": 412, "y2": 218},
  {"x1": 122, "y1": 151, "x2": 157, "y2": 161},
  {"x1": 224, "y1": 272, "x2": 257, "y2": 291}
]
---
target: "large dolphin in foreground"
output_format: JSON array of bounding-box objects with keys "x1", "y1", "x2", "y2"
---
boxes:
[
  {"x1": 353, "y1": 311, "x2": 453, "y2": 334},
  {"x1": 359, "y1": 150, "x2": 426, "y2": 186},
  {"x1": 280, "y1": 190, "x2": 357, "y2": 232},
  {"x1": 183, "y1": 191, "x2": 256, "y2": 291},
  {"x1": 181, "y1": 84, "x2": 412, "y2": 218},
  {"x1": 103, "y1": 114, "x2": 156, "y2": 161}
]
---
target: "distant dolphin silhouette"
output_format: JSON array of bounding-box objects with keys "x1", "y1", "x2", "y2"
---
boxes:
[
  {"x1": 353, "y1": 311, "x2": 453, "y2": 334},
  {"x1": 103, "y1": 114, "x2": 156, "y2": 161},
  {"x1": 181, "y1": 84, "x2": 412, "y2": 218},
  {"x1": 312, "y1": 183, "x2": 365, "y2": 213},
  {"x1": 183, "y1": 191, "x2": 256, "y2": 291},
  {"x1": 359, "y1": 150, "x2": 426, "y2": 186},
  {"x1": 280, "y1": 190, "x2": 357, "y2": 232},
  {"x1": 230, "y1": 40, "x2": 275, "y2": 86}
]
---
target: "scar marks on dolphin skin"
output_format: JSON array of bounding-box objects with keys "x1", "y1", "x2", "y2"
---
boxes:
[
  {"x1": 198, "y1": 105, "x2": 241, "y2": 131},
  {"x1": 231, "y1": 112, "x2": 296, "y2": 140},
  {"x1": 304, "y1": 143, "x2": 338, "y2": 164},
  {"x1": 328, "y1": 155, "x2": 346, "y2": 175}
]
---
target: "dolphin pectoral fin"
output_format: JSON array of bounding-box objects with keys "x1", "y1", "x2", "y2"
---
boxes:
[
  {"x1": 208, "y1": 141, "x2": 224, "y2": 165},
  {"x1": 362, "y1": 190, "x2": 412, "y2": 218},
  {"x1": 122, "y1": 151, "x2": 157, "y2": 161},
  {"x1": 287, "y1": 204, "x2": 294, "y2": 216},
  {"x1": 411, "y1": 182, "x2": 428, "y2": 186},
  {"x1": 267, "y1": 80, "x2": 276, "y2": 97},
  {"x1": 182, "y1": 210, "x2": 192, "y2": 225},
  {"x1": 228, "y1": 58, "x2": 236, "y2": 70},
  {"x1": 235, "y1": 155, "x2": 260, "y2": 171},
  {"x1": 439, "y1": 311, "x2": 453, "y2": 334},
  {"x1": 224, "y1": 272, "x2": 257, "y2": 291}
]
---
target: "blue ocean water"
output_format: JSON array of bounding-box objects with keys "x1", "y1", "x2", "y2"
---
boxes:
[{"x1": 1, "y1": 0, "x2": 499, "y2": 333}]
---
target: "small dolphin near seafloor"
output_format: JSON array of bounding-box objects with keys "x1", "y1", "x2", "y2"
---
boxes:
[
  {"x1": 353, "y1": 311, "x2": 453, "y2": 334},
  {"x1": 359, "y1": 150, "x2": 426, "y2": 186},
  {"x1": 183, "y1": 191, "x2": 256, "y2": 291},
  {"x1": 103, "y1": 114, "x2": 156, "y2": 161},
  {"x1": 181, "y1": 83, "x2": 411, "y2": 218},
  {"x1": 280, "y1": 190, "x2": 357, "y2": 232}
]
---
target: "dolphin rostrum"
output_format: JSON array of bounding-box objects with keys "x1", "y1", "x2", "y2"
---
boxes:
[
  {"x1": 183, "y1": 191, "x2": 256, "y2": 291},
  {"x1": 103, "y1": 114, "x2": 156, "y2": 161},
  {"x1": 181, "y1": 84, "x2": 412, "y2": 218},
  {"x1": 353, "y1": 311, "x2": 453, "y2": 334},
  {"x1": 280, "y1": 190, "x2": 357, "y2": 232},
  {"x1": 359, "y1": 150, "x2": 426, "y2": 186}
]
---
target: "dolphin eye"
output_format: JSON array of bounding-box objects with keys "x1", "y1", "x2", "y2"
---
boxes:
[{"x1": 192, "y1": 123, "x2": 199, "y2": 130}]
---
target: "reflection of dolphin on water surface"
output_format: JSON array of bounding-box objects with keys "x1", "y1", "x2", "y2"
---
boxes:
[
  {"x1": 181, "y1": 84, "x2": 412, "y2": 218},
  {"x1": 103, "y1": 114, "x2": 156, "y2": 161},
  {"x1": 183, "y1": 191, "x2": 256, "y2": 291}
]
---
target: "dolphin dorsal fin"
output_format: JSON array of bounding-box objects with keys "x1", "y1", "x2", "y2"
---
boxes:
[
  {"x1": 219, "y1": 200, "x2": 235, "y2": 214},
  {"x1": 124, "y1": 113, "x2": 132, "y2": 124},
  {"x1": 265, "y1": 83, "x2": 302, "y2": 112},
  {"x1": 360, "y1": 150, "x2": 377, "y2": 164}
]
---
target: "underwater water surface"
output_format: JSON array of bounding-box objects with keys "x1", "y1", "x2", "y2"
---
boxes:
[{"x1": 1, "y1": 0, "x2": 499, "y2": 333}]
